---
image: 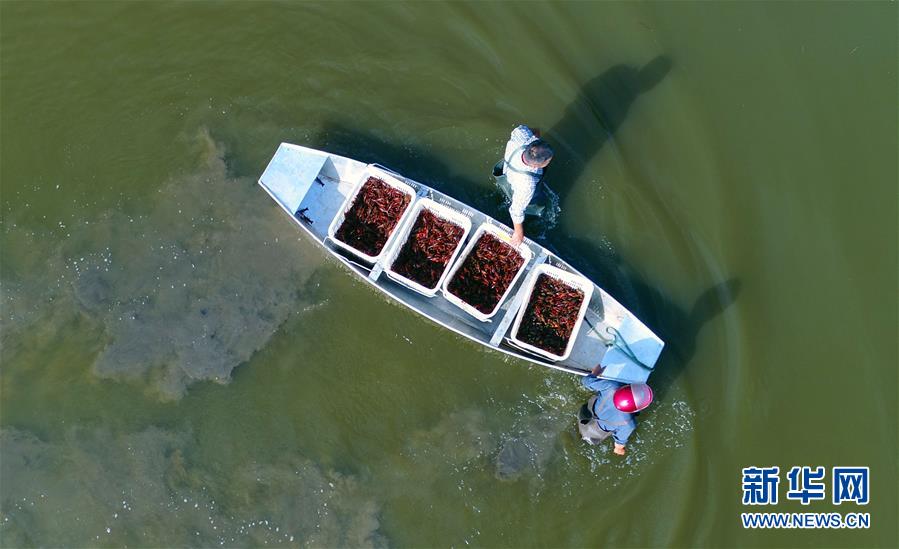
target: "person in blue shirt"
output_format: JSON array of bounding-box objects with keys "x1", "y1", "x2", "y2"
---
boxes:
[{"x1": 578, "y1": 364, "x2": 651, "y2": 456}]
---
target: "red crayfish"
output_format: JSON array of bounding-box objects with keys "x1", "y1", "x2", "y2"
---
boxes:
[
  {"x1": 392, "y1": 209, "x2": 465, "y2": 289},
  {"x1": 335, "y1": 177, "x2": 410, "y2": 256},
  {"x1": 517, "y1": 274, "x2": 584, "y2": 356},
  {"x1": 446, "y1": 233, "x2": 525, "y2": 314}
]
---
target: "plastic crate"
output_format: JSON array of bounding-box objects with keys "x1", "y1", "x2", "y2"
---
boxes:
[
  {"x1": 508, "y1": 263, "x2": 593, "y2": 361},
  {"x1": 441, "y1": 223, "x2": 533, "y2": 322},
  {"x1": 384, "y1": 199, "x2": 473, "y2": 297},
  {"x1": 327, "y1": 165, "x2": 417, "y2": 263}
]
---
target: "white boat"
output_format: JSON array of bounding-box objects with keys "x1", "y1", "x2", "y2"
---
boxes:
[{"x1": 258, "y1": 143, "x2": 664, "y2": 383}]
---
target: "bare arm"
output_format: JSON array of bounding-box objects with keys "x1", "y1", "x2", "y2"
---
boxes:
[{"x1": 511, "y1": 222, "x2": 525, "y2": 246}]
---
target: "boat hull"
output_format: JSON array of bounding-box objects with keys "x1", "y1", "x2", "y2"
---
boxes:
[{"x1": 258, "y1": 143, "x2": 664, "y2": 382}]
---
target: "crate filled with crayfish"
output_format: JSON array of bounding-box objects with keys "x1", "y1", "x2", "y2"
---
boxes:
[
  {"x1": 385, "y1": 199, "x2": 472, "y2": 295},
  {"x1": 509, "y1": 264, "x2": 593, "y2": 361},
  {"x1": 327, "y1": 167, "x2": 416, "y2": 262},
  {"x1": 442, "y1": 224, "x2": 533, "y2": 321}
]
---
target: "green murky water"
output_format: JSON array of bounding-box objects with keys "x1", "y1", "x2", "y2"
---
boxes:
[{"x1": 1, "y1": 2, "x2": 896, "y2": 547}]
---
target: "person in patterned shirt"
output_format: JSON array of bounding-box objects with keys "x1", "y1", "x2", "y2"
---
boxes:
[{"x1": 492, "y1": 124, "x2": 554, "y2": 246}]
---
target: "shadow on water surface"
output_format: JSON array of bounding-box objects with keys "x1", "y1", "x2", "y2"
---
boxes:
[
  {"x1": 545, "y1": 55, "x2": 673, "y2": 204},
  {"x1": 315, "y1": 123, "x2": 493, "y2": 217},
  {"x1": 551, "y1": 236, "x2": 741, "y2": 402},
  {"x1": 307, "y1": 56, "x2": 736, "y2": 401}
]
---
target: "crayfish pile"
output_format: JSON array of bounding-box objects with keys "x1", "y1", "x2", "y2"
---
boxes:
[
  {"x1": 392, "y1": 209, "x2": 465, "y2": 289},
  {"x1": 446, "y1": 233, "x2": 525, "y2": 314},
  {"x1": 516, "y1": 274, "x2": 584, "y2": 356},
  {"x1": 335, "y1": 177, "x2": 410, "y2": 257}
]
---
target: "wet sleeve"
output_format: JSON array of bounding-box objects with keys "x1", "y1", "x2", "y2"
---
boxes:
[
  {"x1": 612, "y1": 418, "x2": 637, "y2": 446},
  {"x1": 582, "y1": 376, "x2": 620, "y2": 393},
  {"x1": 581, "y1": 374, "x2": 605, "y2": 391}
]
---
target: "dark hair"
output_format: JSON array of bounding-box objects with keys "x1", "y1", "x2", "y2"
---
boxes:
[{"x1": 525, "y1": 140, "x2": 554, "y2": 165}]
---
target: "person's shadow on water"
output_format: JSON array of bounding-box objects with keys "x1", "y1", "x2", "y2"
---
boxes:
[
  {"x1": 549, "y1": 236, "x2": 741, "y2": 402},
  {"x1": 302, "y1": 54, "x2": 735, "y2": 401},
  {"x1": 544, "y1": 55, "x2": 674, "y2": 204},
  {"x1": 311, "y1": 57, "x2": 674, "y2": 235},
  {"x1": 532, "y1": 55, "x2": 741, "y2": 401}
]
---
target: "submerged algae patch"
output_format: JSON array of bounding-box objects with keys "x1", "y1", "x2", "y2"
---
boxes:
[
  {"x1": 1, "y1": 131, "x2": 321, "y2": 400},
  {"x1": 0, "y1": 426, "x2": 385, "y2": 548}
]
